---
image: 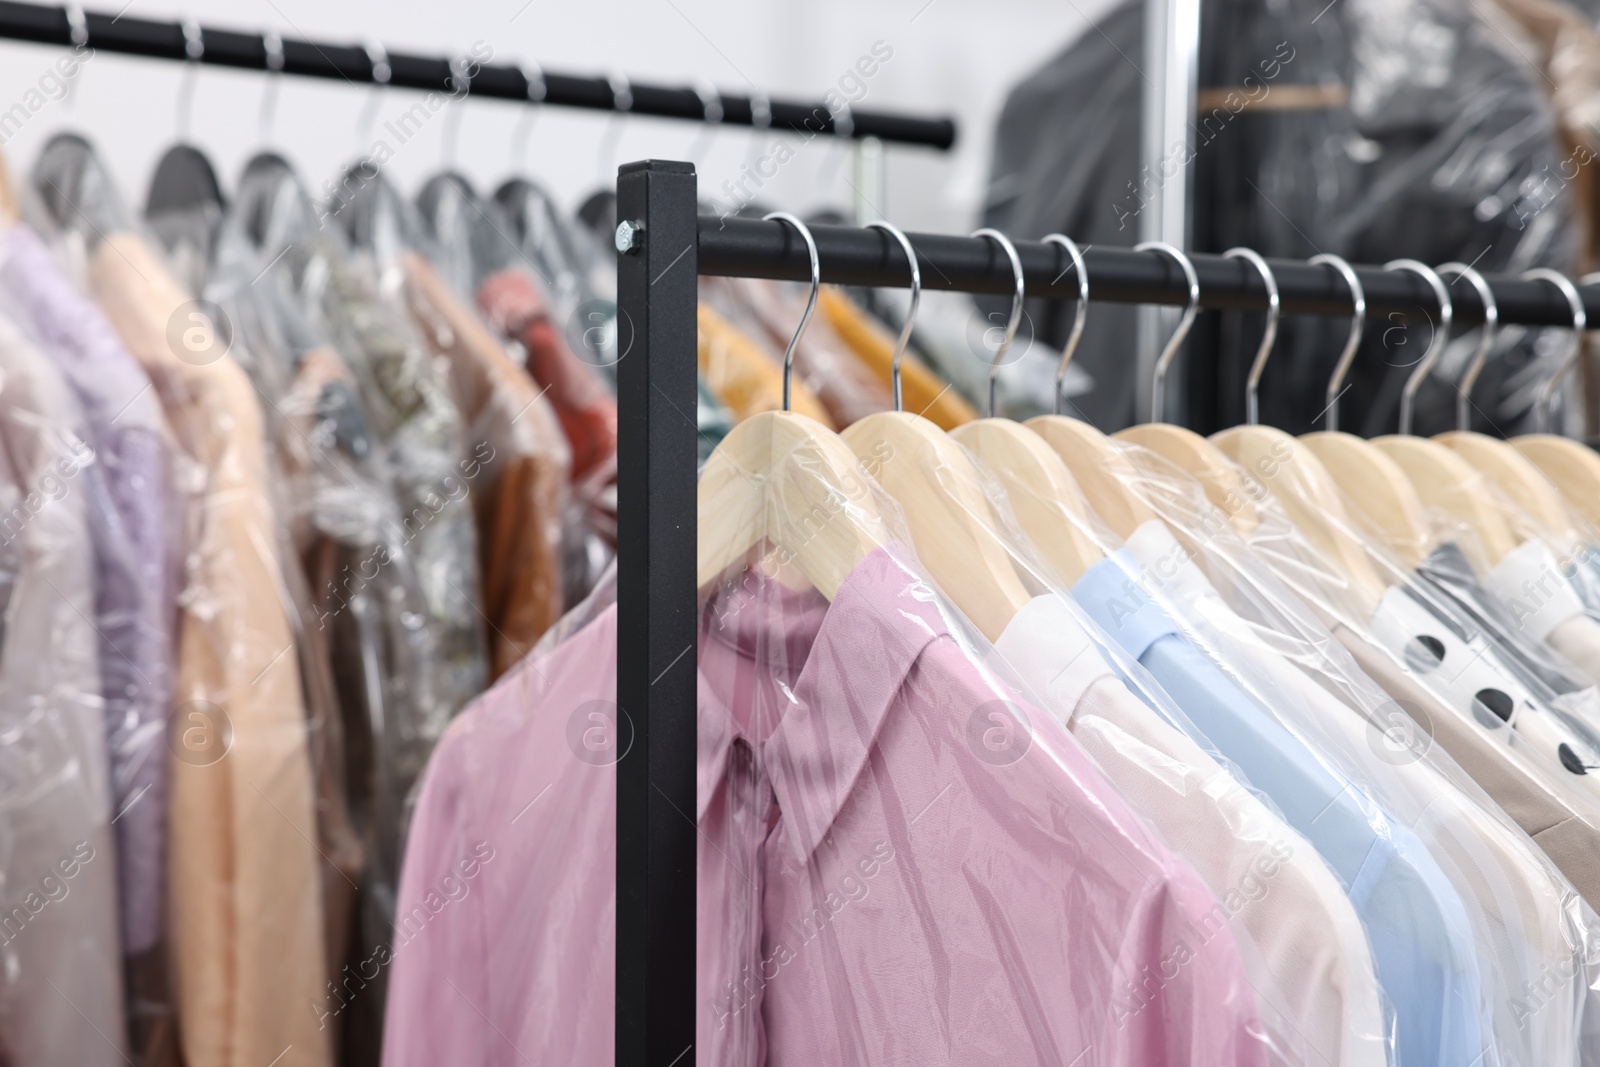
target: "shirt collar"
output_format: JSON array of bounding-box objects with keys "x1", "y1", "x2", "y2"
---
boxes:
[
  {"x1": 698, "y1": 545, "x2": 946, "y2": 862},
  {"x1": 1071, "y1": 551, "x2": 1183, "y2": 660},
  {"x1": 993, "y1": 595, "x2": 1115, "y2": 725}
]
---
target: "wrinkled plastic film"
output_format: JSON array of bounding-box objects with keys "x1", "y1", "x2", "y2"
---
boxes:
[
  {"x1": 29, "y1": 135, "x2": 335, "y2": 1067},
  {"x1": 893, "y1": 424, "x2": 1392, "y2": 1067},
  {"x1": 0, "y1": 216, "x2": 182, "y2": 1060},
  {"x1": 1082, "y1": 433, "x2": 1600, "y2": 1067},
  {"x1": 1213, "y1": 432, "x2": 1600, "y2": 828},
  {"x1": 0, "y1": 293, "x2": 128, "y2": 1067},
  {"x1": 694, "y1": 416, "x2": 1274, "y2": 1065}
]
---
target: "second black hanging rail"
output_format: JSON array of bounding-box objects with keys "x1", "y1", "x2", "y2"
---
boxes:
[{"x1": 0, "y1": 0, "x2": 958, "y2": 149}]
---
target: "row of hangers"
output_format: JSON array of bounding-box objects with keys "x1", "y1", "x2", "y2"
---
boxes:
[{"x1": 699, "y1": 216, "x2": 1600, "y2": 647}]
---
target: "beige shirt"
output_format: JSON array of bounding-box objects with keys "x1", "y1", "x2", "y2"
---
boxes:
[
  {"x1": 0, "y1": 309, "x2": 127, "y2": 1066},
  {"x1": 90, "y1": 232, "x2": 330, "y2": 1067},
  {"x1": 1334, "y1": 623, "x2": 1600, "y2": 910},
  {"x1": 996, "y1": 594, "x2": 1388, "y2": 1067}
]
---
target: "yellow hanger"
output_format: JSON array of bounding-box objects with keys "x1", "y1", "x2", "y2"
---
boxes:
[
  {"x1": 838, "y1": 223, "x2": 1032, "y2": 640},
  {"x1": 1203, "y1": 248, "x2": 1386, "y2": 614},
  {"x1": 1370, "y1": 260, "x2": 1520, "y2": 567},
  {"x1": 1120, "y1": 244, "x2": 1262, "y2": 535},
  {"x1": 1434, "y1": 265, "x2": 1585, "y2": 552},
  {"x1": 698, "y1": 213, "x2": 891, "y2": 598},
  {"x1": 950, "y1": 232, "x2": 1104, "y2": 584}
]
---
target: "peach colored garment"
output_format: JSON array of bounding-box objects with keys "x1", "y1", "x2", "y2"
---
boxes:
[
  {"x1": 90, "y1": 232, "x2": 331, "y2": 1067},
  {"x1": 401, "y1": 251, "x2": 570, "y2": 678}
]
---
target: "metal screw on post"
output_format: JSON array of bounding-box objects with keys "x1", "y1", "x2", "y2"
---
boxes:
[{"x1": 615, "y1": 220, "x2": 645, "y2": 254}]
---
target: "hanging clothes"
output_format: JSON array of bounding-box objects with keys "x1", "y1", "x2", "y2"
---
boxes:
[
  {"x1": 994, "y1": 593, "x2": 1389, "y2": 1067},
  {"x1": 402, "y1": 249, "x2": 571, "y2": 677},
  {"x1": 31, "y1": 135, "x2": 334, "y2": 1067},
  {"x1": 0, "y1": 305, "x2": 127, "y2": 1067},
  {"x1": 704, "y1": 276, "x2": 892, "y2": 428},
  {"x1": 816, "y1": 285, "x2": 978, "y2": 429},
  {"x1": 697, "y1": 303, "x2": 833, "y2": 426},
  {"x1": 0, "y1": 220, "x2": 179, "y2": 1058},
  {"x1": 389, "y1": 544, "x2": 1272, "y2": 1067}
]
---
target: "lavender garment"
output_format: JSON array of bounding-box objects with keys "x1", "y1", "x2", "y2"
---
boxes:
[{"x1": 0, "y1": 224, "x2": 174, "y2": 954}]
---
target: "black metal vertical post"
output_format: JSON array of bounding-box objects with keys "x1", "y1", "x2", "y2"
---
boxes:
[{"x1": 615, "y1": 159, "x2": 699, "y2": 1067}]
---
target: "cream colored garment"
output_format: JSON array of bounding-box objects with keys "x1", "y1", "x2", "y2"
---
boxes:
[
  {"x1": 1479, "y1": 539, "x2": 1600, "y2": 693},
  {"x1": 1124, "y1": 521, "x2": 1591, "y2": 1067},
  {"x1": 0, "y1": 311, "x2": 126, "y2": 1066},
  {"x1": 1334, "y1": 623, "x2": 1600, "y2": 911},
  {"x1": 90, "y1": 232, "x2": 331, "y2": 1067},
  {"x1": 996, "y1": 594, "x2": 1387, "y2": 1067}
]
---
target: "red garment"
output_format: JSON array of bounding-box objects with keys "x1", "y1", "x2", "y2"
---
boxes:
[{"x1": 477, "y1": 269, "x2": 618, "y2": 484}]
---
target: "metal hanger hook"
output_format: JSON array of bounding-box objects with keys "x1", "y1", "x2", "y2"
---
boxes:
[
  {"x1": 1041, "y1": 234, "x2": 1089, "y2": 417},
  {"x1": 865, "y1": 220, "x2": 921, "y2": 412},
  {"x1": 1386, "y1": 259, "x2": 1453, "y2": 436},
  {"x1": 764, "y1": 212, "x2": 821, "y2": 413},
  {"x1": 259, "y1": 30, "x2": 283, "y2": 144},
  {"x1": 356, "y1": 42, "x2": 390, "y2": 148},
  {"x1": 1436, "y1": 262, "x2": 1499, "y2": 433},
  {"x1": 1134, "y1": 240, "x2": 1200, "y2": 424},
  {"x1": 1523, "y1": 268, "x2": 1588, "y2": 434},
  {"x1": 510, "y1": 63, "x2": 546, "y2": 171},
  {"x1": 176, "y1": 18, "x2": 203, "y2": 140},
  {"x1": 1224, "y1": 247, "x2": 1281, "y2": 426},
  {"x1": 1309, "y1": 253, "x2": 1366, "y2": 433},
  {"x1": 971, "y1": 228, "x2": 1025, "y2": 419},
  {"x1": 687, "y1": 81, "x2": 723, "y2": 166}
]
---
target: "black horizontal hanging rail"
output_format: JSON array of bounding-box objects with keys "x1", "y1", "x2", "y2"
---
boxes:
[
  {"x1": 0, "y1": 0, "x2": 957, "y2": 148},
  {"x1": 698, "y1": 215, "x2": 1599, "y2": 328}
]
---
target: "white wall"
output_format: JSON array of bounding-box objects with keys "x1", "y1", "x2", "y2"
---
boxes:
[{"x1": 0, "y1": 0, "x2": 1122, "y2": 233}]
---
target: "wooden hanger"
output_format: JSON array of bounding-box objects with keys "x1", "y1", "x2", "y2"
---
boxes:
[
  {"x1": 1509, "y1": 270, "x2": 1600, "y2": 533},
  {"x1": 697, "y1": 215, "x2": 890, "y2": 598},
  {"x1": 699, "y1": 412, "x2": 891, "y2": 598},
  {"x1": 1290, "y1": 254, "x2": 1435, "y2": 568},
  {"x1": 1027, "y1": 416, "x2": 1158, "y2": 539},
  {"x1": 1187, "y1": 249, "x2": 1385, "y2": 613},
  {"x1": 1154, "y1": 246, "x2": 1298, "y2": 539},
  {"x1": 948, "y1": 234, "x2": 1104, "y2": 586},
  {"x1": 1110, "y1": 241, "x2": 1266, "y2": 529},
  {"x1": 1513, "y1": 435, "x2": 1600, "y2": 533},
  {"x1": 1435, "y1": 265, "x2": 1586, "y2": 553},
  {"x1": 1360, "y1": 260, "x2": 1520, "y2": 565},
  {"x1": 1375, "y1": 435, "x2": 1520, "y2": 565},
  {"x1": 1299, "y1": 433, "x2": 1434, "y2": 569},
  {"x1": 838, "y1": 224, "x2": 1032, "y2": 640},
  {"x1": 1026, "y1": 241, "x2": 1195, "y2": 539}
]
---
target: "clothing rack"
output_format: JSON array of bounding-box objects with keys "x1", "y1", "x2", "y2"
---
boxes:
[
  {"x1": 615, "y1": 156, "x2": 1600, "y2": 1066},
  {"x1": 0, "y1": 0, "x2": 957, "y2": 149}
]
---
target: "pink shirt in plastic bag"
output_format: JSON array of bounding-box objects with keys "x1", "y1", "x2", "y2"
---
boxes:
[
  {"x1": 386, "y1": 547, "x2": 1267, "y2": 1066},
  {"x1": 698, "y1": 546, "x2": 1267, "y2": 1067}
]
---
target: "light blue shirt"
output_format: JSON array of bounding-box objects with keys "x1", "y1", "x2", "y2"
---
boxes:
[{"x1": 1074, "y1": 554, "x2": 1486, "y2": 1067}]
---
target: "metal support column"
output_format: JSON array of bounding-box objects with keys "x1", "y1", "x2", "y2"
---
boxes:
[
  {"x1": 852, "y1": 135, "x2": 886, "y2": 224},
  {"x1": 614, "y1": 159, "x2": 700, "y2": 1067},
  {"x1": 1137, "y1": 0, "x2": 1201, "y2": 422}
]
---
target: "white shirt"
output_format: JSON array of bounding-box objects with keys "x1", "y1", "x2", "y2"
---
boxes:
[{"x1": 996, "y1": 593, "x2": 1389, "y2": 1067}]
